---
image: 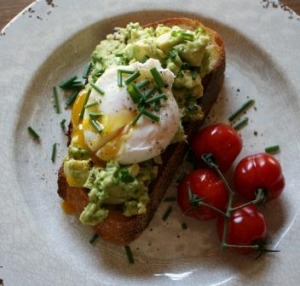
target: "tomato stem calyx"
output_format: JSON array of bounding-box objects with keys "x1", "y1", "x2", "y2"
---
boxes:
[
  {"x1": 230, "y1": 189, "x2": 267, "y2": 211},
  {"x1": 187, "y1": 185, "x2": 227, "y2": 217}
]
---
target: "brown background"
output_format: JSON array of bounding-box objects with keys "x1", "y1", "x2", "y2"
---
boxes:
[{"x1": 0, "y1": 0, "x2": 299, "y2": 30}]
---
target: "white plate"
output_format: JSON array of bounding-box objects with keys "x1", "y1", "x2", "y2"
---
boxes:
[{"x1": 1, "y1": 0, "x2": 300, "y2": 285}]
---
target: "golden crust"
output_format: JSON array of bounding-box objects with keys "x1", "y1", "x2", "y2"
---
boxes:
[{"x1": 57, "y1": 17, "x2": 226, "y2": 245}]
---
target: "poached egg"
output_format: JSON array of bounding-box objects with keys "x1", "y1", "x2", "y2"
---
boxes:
[{"x1": 72, "y1": 59, "x2": 180, "y2": 165}]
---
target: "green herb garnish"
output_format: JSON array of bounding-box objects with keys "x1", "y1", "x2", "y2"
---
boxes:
[
  {"x1": 82, "y1": 62, "x2": 92, "y2": 79},
  {"x1": 89, "y1": 233, "x2": 99, "y2": 244},
  {"x1": 124, "y1": 245, "x2": 134, "y2": 264},
  {"x1": 162, "y1": 206, "x2": 173, "y2": 221},
  {"x1": 233, "y1": 118, "x2": 249, "y2": 130},
  {"x1": 144, "y1": 87, "x2": 157, "y2": 99},
  {"x1": 136, "y1": 79, "x2": 150, "y2": 90},
  {"x1": 53, "y1": 86, "x2": 60, "y2": 114},
  {"x1": 90, "y1": 119, "x2": 103, "y2": 133},
  {"x1": 89, "y1": 112, "x2": 102, "y2": 120},
  {"x1": 228, "y1": 100, "x2": 255, "y2": 122},
  {"x1": 131, "y1": 110, "x2": 144, "y2": 126},
  {"x1": 124, "y1": 70, "x2": 141, "y2": 85},
  {"x1": 27, "y1": 126, "x2": 40, "y2": 140},
  {"x1": 65, "y1": 90, "x2": 80, "y2": 107},
  {"x1": 85, "y1": 102, "x2": 98, "y2": 109},
  {"x1": 90, "y1": 82, "x2": 105, "y2": 95},
  {"x1": 145, "y1": 93, "x2": 167, "y2": 104},
  {"x1": 117, "y1": 69, "x2": 134, "y2": 87},
  {"x1": 79, "y1": 89, "x2": 91, "y2": 120},
  {"x1": 59, "y1": 75, "x2": 78, "y2": 89},
  {"x1": 127, "y1": 84, "x2": 143, "y2": 104},
  {"x1": 51, "y1": 143, "x2": 57, "y2": 163},
  {"x1": 265, "y1": 145, "x2": 280, "y2": 154},
  {"x1": 142, "y1": 109, "x2": 160, "y2": 122},
  {"x1": 150, "y1": 67, "x2": 164, "y2": 89},
  {"x1": 60, "y1": 119, "x2": 66, "y2": 132}
]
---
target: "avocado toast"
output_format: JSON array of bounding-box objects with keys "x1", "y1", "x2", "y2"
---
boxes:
[{"x1": 58, "y1": 17, "x2": 225, "y2": 245}]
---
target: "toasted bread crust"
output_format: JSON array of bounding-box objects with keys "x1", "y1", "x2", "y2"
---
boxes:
[{"x1": 57, "y1": 17, "x2": 225, "y2": 245}]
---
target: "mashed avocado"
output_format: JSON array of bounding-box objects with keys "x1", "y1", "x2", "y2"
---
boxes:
[
  {"x1": 80, "y1": 161, "x2": 157, "y2": 225},
  {"x1": 90, "y1": 22, "x2": 211, "y2": 121},
  {"x1": 64, "y1": 22, "x2": 214, "y2": 226}
]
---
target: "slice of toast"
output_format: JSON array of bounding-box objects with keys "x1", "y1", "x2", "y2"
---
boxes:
[{"x1": 57, "y1": 17, "x2": 225, "y2": 245}]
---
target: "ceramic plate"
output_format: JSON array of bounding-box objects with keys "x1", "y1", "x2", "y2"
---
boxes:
[{"x1": 1, "y1": 0, "x2": 300, "y2": 285}]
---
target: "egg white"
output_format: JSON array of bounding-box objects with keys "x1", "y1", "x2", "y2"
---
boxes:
[{"x1": 83, "y1": 59, "x2": 180, "y2": 165}]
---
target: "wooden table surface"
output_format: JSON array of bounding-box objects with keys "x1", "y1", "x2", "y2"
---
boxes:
[{"x1": 0, "y1": 0, "x2": 300, "y2": 30}]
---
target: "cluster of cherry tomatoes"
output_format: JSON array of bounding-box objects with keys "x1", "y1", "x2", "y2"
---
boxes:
[{"x1": 177, "y1": 123, "x2": 285, "y2": 254}]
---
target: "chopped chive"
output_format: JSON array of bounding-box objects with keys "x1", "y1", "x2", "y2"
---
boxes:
[
  {"x1": 265, "y1": 145, "x2": 280, "y2": 154},
  {"x1": 136, "y1": 80, "x2": 150, "y2": 90},
  {"x1": 90, "y1": 119, "x2": 103, "y2": 133},
  {"x1": 82, "y1": 62, "x2": 92, "y2": 79},
  {"x1": 53, "y1": 86, "x2": 61, "y2": 114},
  {"x1": 162, "y1": 206, "x2": 173, "y2": 221},
  {"x1": 27, "y1": 126, "x2": 40, "y2": 140},
  {"x1": 181, "y1": 223, "x2": 188, "y2": 230},
  {"x1": 118, "y1": 69, "x2": 135, "y2": 75},
  {"x1": 90, "y1": 82, "x2": 105, "y2": 95},
  {"x1": 89, "y1": 112, "x2": 102, "y2": 120},
  {"x1": 59, "y1": 75, "x2": 78, "y2": 89},
  {"x1": 163, "y1": 197, "x2": 177, "y2": 202},
  {"x1": 117, "y1": 69, "x2": 135, "y2": 87},
  {"x1": 144, "y1": 87, "x2": 157, "y2": 98},
  {"x1": 233, "y1": 118, "x2": 249, "y2": 130},
  {"x1": 79, "y1": 89, "x2": 91, "y2": 120},
  {"x1": 65, "y1": 90, "x2": 80, "y2": 107},
  {"x1": 145, "y1": 93, "x2": 167, "y2": 104},
  {"x1": 131, "y1": 110, "x2": 144, "y2": 126},
  {"x1": 228, "y1": 99, "x2": 255, "y2": 122},
  {"x1": 51, "y1": 143, "x2": 57, "y2": 163},
  {"x1": 89, "y1": 233, "x2": 99, "y2": 244},
  {"x1": 85, "y1": 102, "x2": 98, "y2": 109},
  {"x1": 115, "y1": 53, "x2": 123, "y2": 57},
  {"x1": 150, "y1": 67, "x2": 164, "y2": 89},
  {"x1": 127, "y1": 84, "x2": 143, "y2": 104},
  {"x1": 124, "y1": 245, "x2": 134, "y2": 264},
  {"x1": 124, "y1": 71, "x2": 141, "y2": 85},
  {"x1": 142, "y1": 109, "x2": 160, "y2": 122},
  {"x1": 117, "y1": 70, "x2": 122, "y2": 87},
  {"x1": 60, "y1": 119, "x2": 66, "y2": 132},
  {"x1": 66, "y1": 81, "x2": 84, "y2": 90}
]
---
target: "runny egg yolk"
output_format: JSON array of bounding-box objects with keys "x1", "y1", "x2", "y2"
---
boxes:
[
  {"x1": 71, "y1": 90, "x2": 89, "y2": 151},
  {"x1": 71, "y1": 89, "x2": 136, "y2": 160}
]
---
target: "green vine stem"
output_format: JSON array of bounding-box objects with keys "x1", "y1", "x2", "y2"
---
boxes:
[{"x1": 200, "y1": 153, "x2": 272, "y2": 253}]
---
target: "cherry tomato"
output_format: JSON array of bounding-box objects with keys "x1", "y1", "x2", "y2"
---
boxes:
[
  {"x1": 191, "y1": 123, "x2": 242, "y2": 172},
  {"x1": 234, "y1": 153, "x2": 285, "y2": 201},
  {"x1": 177, "y1": 169, "x2": 229, "y2": 220},
  {"x1": 217, "y1": 203, "x2": 267, "y2": 254}
]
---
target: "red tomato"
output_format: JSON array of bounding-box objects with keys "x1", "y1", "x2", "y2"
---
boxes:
[
  {"x1": 234, "y1": 153, "x2": 285, "y2": 201},
  {"x1": 191, "y1": 123, "x2": 242, "y2": 172},
  {"x1": 177, "y1": 169, "x2": 229, "y2": 220},
  {"x1": 217, "y1": 203, "x2": 267, "y2": 254}
]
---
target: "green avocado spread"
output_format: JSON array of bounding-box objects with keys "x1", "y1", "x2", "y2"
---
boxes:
[
  {"x1": 64, "y1": 22, "x2": 214, "y2": 226},
  {"x1": 90, "y1": 22, "x2": 212, "y2": 121}
]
